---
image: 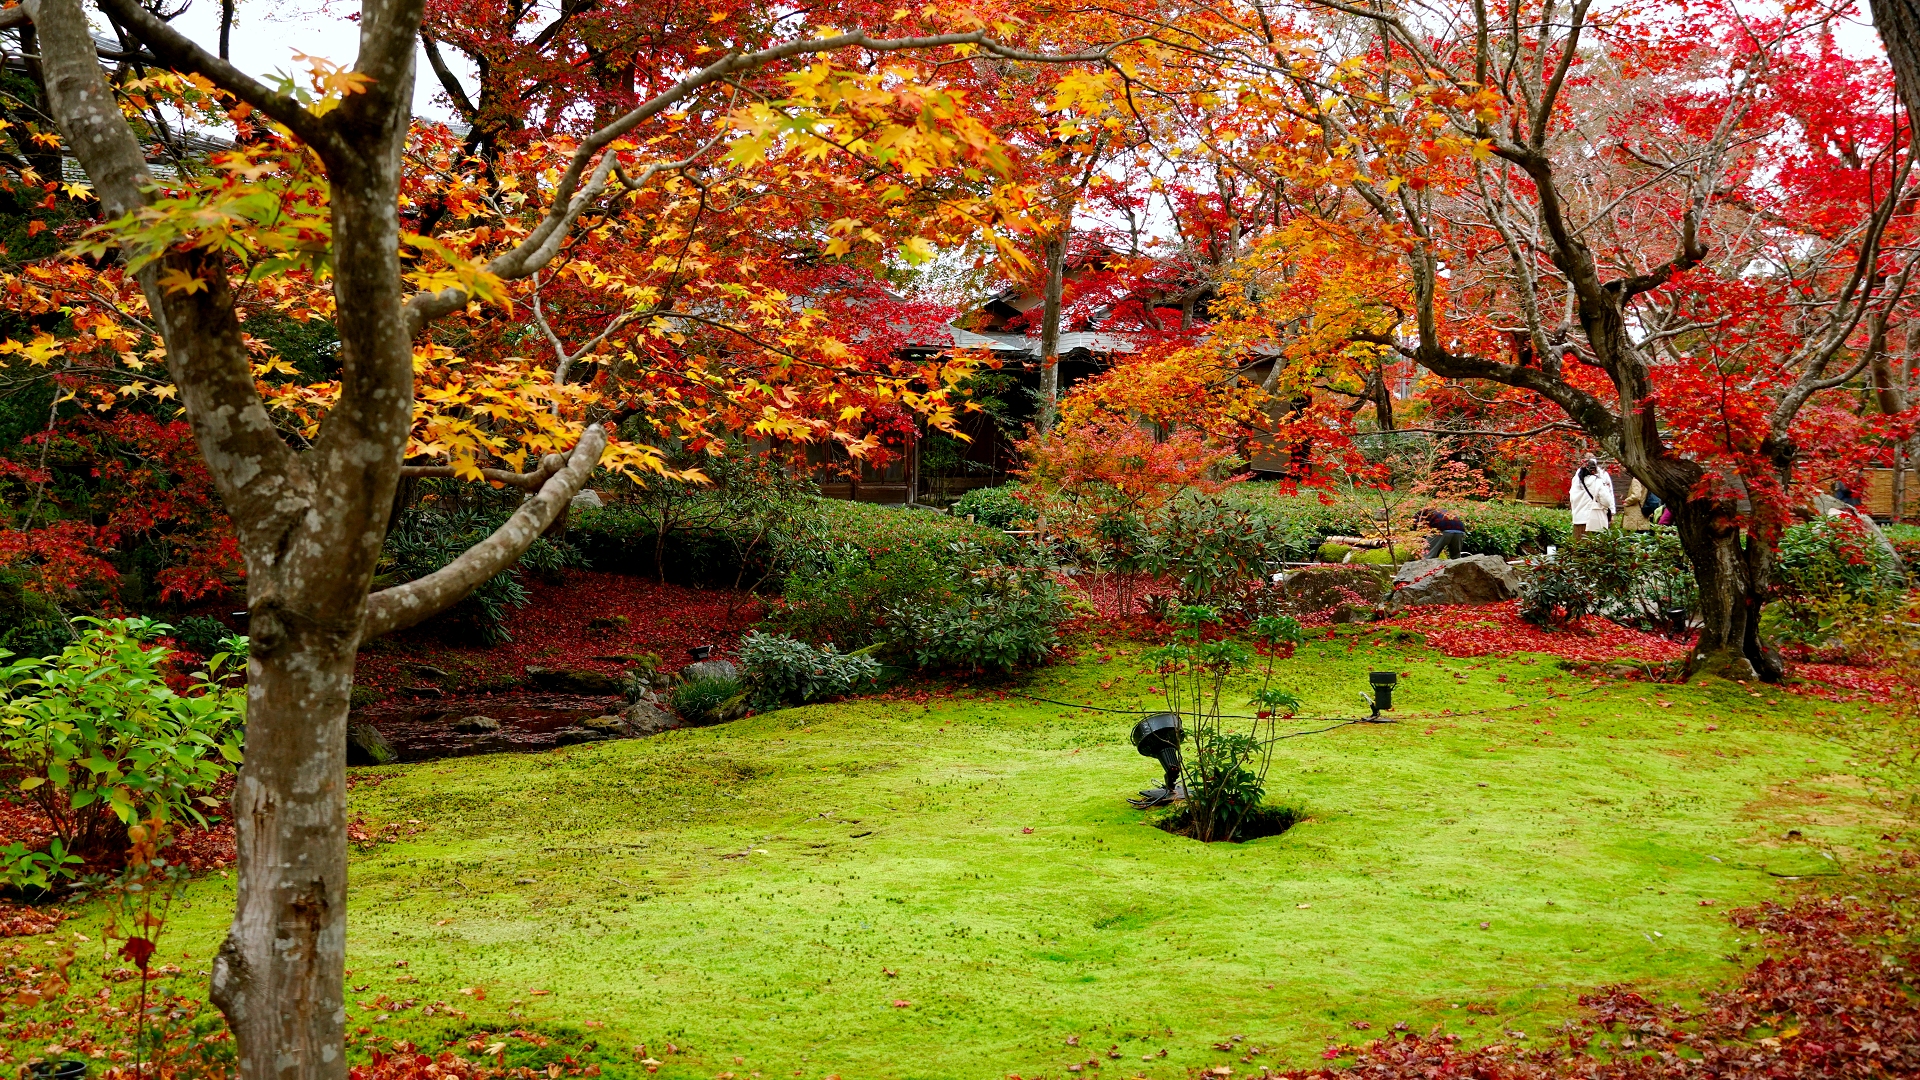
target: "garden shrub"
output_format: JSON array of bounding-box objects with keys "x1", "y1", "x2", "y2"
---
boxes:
[
  {"x1": 1883, "y1": 522, "x2": 1920, "y2": 567},
  {"x1": 736, "y1": 630, "x2": 881, "y2": 708},
  {"x1": 380, "y1": 505, "x2": 580, "y2": 644},
  {"x1": 882, "y1": 545, "x2": 1069, "y2": 672},
  {"x1": 672, "y1": 674, "x2": 745, "y2": 721},
  {"x1": 1518, "y1": 529, "x2": 1695, "y2": 633},
  {"x1": 0, "y1": 617, "x2": 244, "y2": 888},
  {"x1": 766, "y1": 502, "x2": 1018, "y2": 648},
  {"x1": 1768, "y1": 515, "x2": 1909, "y2": 646},
  {"x1": 171, "y1": 614, "x2": 233, "y2": 656},
  {"x1": 951, "y1": 484, "x2": 1033, "y2": 529},
  {"x1": 568, "y1": 451, "x2": 819, "y2": 587},
  {"x1": 1232, "y1": 488, "x2": 1568, "y2": 558},
  {"x1": 0, "y1": 569, "x2": 71, "y2": 660}
]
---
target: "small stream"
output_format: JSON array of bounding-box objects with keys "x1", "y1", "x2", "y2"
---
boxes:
[{"x1": 351, "y1": 692, "x2": 636, "y2": 761}]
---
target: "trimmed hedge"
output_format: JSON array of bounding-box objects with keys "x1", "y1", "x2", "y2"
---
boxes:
[{"x1": 1232, "y1": 488, "x2": 1569, "y2": 559}]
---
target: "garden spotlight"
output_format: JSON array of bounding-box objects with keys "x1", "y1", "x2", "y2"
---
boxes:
[
  {"x1": 1127, "y1": 712, "x2": 1184, "y2": 809},
  {"x1": 1367, "y1": 671, "x2": 1398, "y2": 718}
]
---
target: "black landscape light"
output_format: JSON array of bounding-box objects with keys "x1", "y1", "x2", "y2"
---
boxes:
[
  {"x1": 1127, "y1": 712, "x2": 1184, "y2": 809},
  {"x1": 1367, "y1": 671, "x2": 1398, "y2": 717},
  {"x1": 688, "y1": 644, "x2": 714, "y2": 661}
]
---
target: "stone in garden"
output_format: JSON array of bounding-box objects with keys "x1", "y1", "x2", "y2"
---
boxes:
[
  {"x1": 1274, "y1": 565, "x2": 1391, "y2": 614},
  {"x1": 523, "y1": 665, "x2": 624, "y2": 694},
  {"x1": 552, "y1": 724, "x2": 613, "y2": 745},
  {"x1": 451, "y1": 714, "x2": 500, "y2": 733},
  {"x1": 581, "y1": 714, "x2": 628, "y2": 735},
  {"x1": 1810, "y1": 495, "x2": 1908, "y2": 583},
  {"x1": 347, "y1": 722, "x2": 398, "y2": 766},
  {"x1": 570, "y1": 489, "x2": 604, "y2": 509},
  {"x1": 623, "y1": 698, "x2": 681, "y2": 736},
  {"x1": 680, "y1": 659, "x2": 740, "y2": 683},
  {"x1": 1389, "y1": 555, "x2": 1522, "y2": 608}
]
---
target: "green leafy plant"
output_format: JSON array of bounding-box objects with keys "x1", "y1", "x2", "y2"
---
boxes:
[
  {"x1": 737, "y1": 630, "x2": 881, "y2": 709},
  {"x1": 881, "y1": 543, "x2": 1069, "y2": 673},
  {"x1": 0, "y1": 618, "x2": 244, "y2": 886},
  {"x1": 672, "y1": 675, "x2": 746, "y2": 723},
  {"x1": 951, "y1": 485, "x2": 1033, "y2": 529},
  {"x1": 1143, "y1": 608, "x2": 1304, "y2": 843},
  {"x1": 1768, "y1": 515, "x2": 1908, "y2": 645},
  {"x1": 1519, "y1": 529, "x2": 1695, "y2": 633}
]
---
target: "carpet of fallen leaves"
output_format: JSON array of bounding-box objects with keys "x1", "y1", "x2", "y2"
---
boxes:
[
  {"x1": 1377, "y1": 601, "x2": 1691, "y2": 665},
  {"x1": 353, "y1": 571, "x2": 762, "y2": 703},
  {"x1": 1253, "y1": 876, "x2": 1920, "y2": 1080},
  {"x1": 0, "y1": 939, "x2": 234, "y2": 1076}
]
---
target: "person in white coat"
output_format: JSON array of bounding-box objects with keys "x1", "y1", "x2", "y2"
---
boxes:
[{"x1": 1568, "y1": 455, "x2": 1616, "y2": 537}]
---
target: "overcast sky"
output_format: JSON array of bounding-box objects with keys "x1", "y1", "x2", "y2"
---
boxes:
[{"x1": 165, "y1": 0, "x2": 474, "y2": 122}]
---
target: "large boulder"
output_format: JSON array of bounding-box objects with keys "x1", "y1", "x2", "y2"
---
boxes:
[
  {"x1": 347, "y1": 722, "x2": 397, "y2": 766},
  {"x1": 680, "y1": 659, "x2": 740, "y2": 683},
  {"x1": 1389, "y1": 555, "x2": 1522, "y2": 608},
  {"x1": 623, "y1": 698, "x2": 681, "y2": 736},
  {"x1": 524, "y1": 666, "x2": 623, "y2": 695},
  {"x1": 1273, "y1": 565, "x2": 1391, "y2": 615}
]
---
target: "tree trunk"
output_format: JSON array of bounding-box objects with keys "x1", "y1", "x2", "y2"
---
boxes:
[
  {"x1": 1669, "y1": 495, "x2": 1781, "y2": 682},
  {"x1": 1873, "y1": 0, "x2": 1920, "y2": 122},
  {"x1": 1036, "y1": 229, "x2": 1067, "y2": 433},
  {"x1": 209, "y1": 629, "x2": 356, "y2": 1080}
]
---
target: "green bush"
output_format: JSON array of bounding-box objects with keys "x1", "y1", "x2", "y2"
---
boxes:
[
  {"x1": 1768, "y1": 516, "x2": 1907, "y2": 643},
  {"x1": 0, "y1": 617, "x2": 244, "y2": 888},
  {"x1": 882, "y1": 546, "x2": 1069, "y2": 673},
  {"x1": 0, "y1": 569, "x2": 71, "y2": 660},
  {"x1": 672, "y1": 675, "x2": 745, "y2": 722},
  {"x1": 568, "y1": 452, "x2": 819, "y2": 586},
  {"x1": 737, "y1": 630, "x2": 881, "y2": 709},
  {"x1": 172, "y1": 614, "x2": 233, "y2": 656},
  {"x1": 379, "y1": 505, "x2": 580, "y2": 644},
  {"x1": 1231, "y1": 488, "x2": 1568, "y2": 558},
  {"x1": 1885, "y1": 523, "x2": 1920, "y2": 569},
  {"x1": 952, "y1": 485, "x2": 1033, "y2": 529},
  {"x1": 1518, "y1": 529, "x2": 1694, "y2": 632},
  {"x1": 767, "y1": 503, "x2": 1017, "y2": 649}
]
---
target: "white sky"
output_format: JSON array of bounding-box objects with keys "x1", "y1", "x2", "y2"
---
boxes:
[{"x1": 164, "y1": 0, "x2": 475, "y2": 122}]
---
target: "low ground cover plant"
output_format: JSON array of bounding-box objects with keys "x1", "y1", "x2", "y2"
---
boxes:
[
  {"x1": 1518, "y1": 529, "x2": 1695, "y2": 633},
  {"x1": 736, "y1": 630, "x2": 881, "y2": 709},
  {"x1": 0, "y1": 618, "x2": 244, "y2": 888}
]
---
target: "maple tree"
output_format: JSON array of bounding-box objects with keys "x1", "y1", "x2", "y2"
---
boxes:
[
  {"x1": 0, "y1": 0, "x2": 1129, "y2": 1073},
  {"x1": 1126, "y1": 0, "x2": 1920, "y2": 679}
]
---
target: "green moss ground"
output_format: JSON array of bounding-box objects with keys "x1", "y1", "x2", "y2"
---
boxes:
[{"x1": 44, "y1": 629, "x2": 1920, "y2": 1079}]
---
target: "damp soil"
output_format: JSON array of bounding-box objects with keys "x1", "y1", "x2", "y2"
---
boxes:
[
  {"x1": 1153, "y1": 804, "x2": 1301, "y2": 843},
  {"x1": 350, "y1": 691, "x2": 637, "y2": 762}
]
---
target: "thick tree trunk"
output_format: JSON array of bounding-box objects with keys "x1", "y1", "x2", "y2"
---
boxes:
[
  {"x1": 1873, "y1": 0, "x2": 1920, "y2": 123},
  {"x1": 1669, "y1": 496, "x2": 1782, "y2": 682},
  {"x1": 209, "y1": 630, "x2": 357, "y2": 1080}
]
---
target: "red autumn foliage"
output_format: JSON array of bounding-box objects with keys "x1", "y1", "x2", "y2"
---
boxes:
[
  {"x1": 352, "y1": 572, "x2": 763, "y2": 702},
  {"x1": 1279, "y1": 886, "x2": 1920, "y2": 1080}
]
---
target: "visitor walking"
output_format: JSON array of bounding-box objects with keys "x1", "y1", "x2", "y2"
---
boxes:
[
  {"x1": 1568, "y1": 455, "x2": 1616, "y2": 538},
  {"x1": 1415, "y1": 507, "x2": 1467, "y2": 559}
]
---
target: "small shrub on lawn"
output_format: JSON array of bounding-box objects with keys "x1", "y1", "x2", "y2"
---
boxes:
[
  {"x1": 672, "y1": 675, "x2": 745, "y2": 722},
  {"x1": 952, "y1": 484, "x2": 1034, "y2": 529},
  {"x1": 767, "y1": 503, "x2": 1018, "y2": 648},
  {"x1": 737, "y1": 630, "x2": 880, "y2": 708},
  {"x1": 0, "y1": 617, "x2": 244, "y2": 887},
  {"x1": 1519, "y1": 529, "x2": 1694, "y2": 633},
  {"x1": 1769, "y1": 514, "x2": 1908, "y2": 643},
  {"x1": 882, "y1": 545, "x2": 1069, "y2": 672}
]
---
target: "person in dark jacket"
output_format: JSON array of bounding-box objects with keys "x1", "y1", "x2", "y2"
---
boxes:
[{"x1": 1416, "y1": 507, "x2": 1466, "y2": 559}]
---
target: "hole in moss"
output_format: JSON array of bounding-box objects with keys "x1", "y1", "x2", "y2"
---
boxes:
[{"x1": 1154, "y1": 805, "x2": 1301, "y2": 843}]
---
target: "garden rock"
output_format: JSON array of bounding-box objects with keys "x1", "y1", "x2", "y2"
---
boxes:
[
  {"x1": 623, "y1": 698, "x2": 681, "y2": 736},
  {"x1": 450, "y1": 714, "x2": 500, "y2": 733},
  {"x1": 1389, "y1": 555, "x2": 1522, "y2": 608},
  {"x1": 551, "y1": 725, "x2": 613, "y2": 746},
  {"x1": 347, "y1": 722, "x2": 397, "y2": 766},
  {"x1": 680, "y1": 659, "x2": 740, "y2": 683},
  {"x1": 570, "y1": 489, "x2": 604, "y2": 509},
  {"x1": 1274, "y1": 565, "x2": 1390, "y2": 614},
  {"x1": 1811, "y1": 495, "x2": 1908, "y2": 582},
  {"x1": 581, "y1": 714, "x2": 628, "y2": 735},
  {"x1": 523, "y1": 665, "x2": 623, "y2": 695}
]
